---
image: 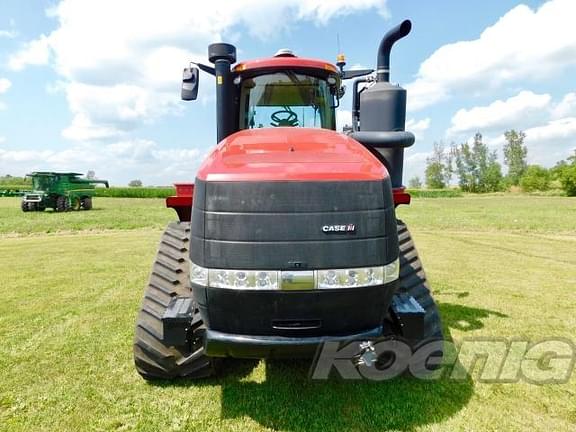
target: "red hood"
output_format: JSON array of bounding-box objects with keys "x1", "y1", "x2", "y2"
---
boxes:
[{"x1": 196, "y1": 128, "x2": 388, "y2": 182}]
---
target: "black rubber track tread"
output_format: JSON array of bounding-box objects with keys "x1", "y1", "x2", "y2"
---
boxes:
[
  {"x1": 396, "y1": 220, "x2": 444, "y2": 346},
  {"x1": 158, "y1": 249, "x2": 186, "y2": 263},
  {"x1": 134, "y1": 221, "x2": 215, "y2": 380}
]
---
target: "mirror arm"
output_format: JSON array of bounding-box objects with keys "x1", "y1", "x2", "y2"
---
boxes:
[
  {"x1": 341, "y1": 69, "x2": 374, "y2": 80},
  {"x1": 192, "y1": 62, "x2": 216, "y2": 76}
]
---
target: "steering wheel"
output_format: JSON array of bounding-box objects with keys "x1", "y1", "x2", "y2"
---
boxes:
[{"x1": 270, "y1": 108, "x2": 299, "y2": 127}]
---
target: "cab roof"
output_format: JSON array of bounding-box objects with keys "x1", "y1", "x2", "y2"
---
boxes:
[
  {"x1": 27, "y1": 172, "x2": 83, "y2": 177},
  {"x1": 233, "y1": 56, "x2": 338, "y2": 74}
]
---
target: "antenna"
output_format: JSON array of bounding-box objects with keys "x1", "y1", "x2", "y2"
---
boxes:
[{"x1": 336, "y1": 33, "x2": 346, "y2": 73}]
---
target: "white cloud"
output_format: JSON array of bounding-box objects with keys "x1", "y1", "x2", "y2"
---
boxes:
[
  {"x1": 8, "y1": 36, "x2": 51, "y2": 70},
  {"x1": 0, "y1": 136, "x2": 5, "y2": 144},
  {"x1": 407, "y1": 0, "x2": 576, "y2": 111},
  {"x1": 336, "y1": 109, "x2": 352, "y2": 131},
  {"x1": 61, "y1": 82, "x2": 179, "y2": 140},
  {"x1": 522, "y1": 118, "x2": 576, "y2": 166},
  {"x1": 406, "y1": 117, "x2": 430, "y2": 140},
  {"x1": 0, "y1": 19, "x2": 17, "y2": 39},
  {"x1": 447, "y1": 89, "x2": 576, "y2": 167},
  {"x1": 0, "y1": 29, "x2": 17, "y2": 39},
  {"x1": 486, "y1": 117, "x2": 576, "y2": 167},
  {"x1": 448, "y1": 91, "x2": 551, "y2": 136},
  {"x1": 8, "y1": 0, "x2": 388, "y2": 142},
  {"x1": 0, "y1": 78, "x2": 11, "y2": 93},
  {"x1": 0, "y1": 78, "x2": 11, "y2": 111},
  {"x1": 552, "y1": 92, "x2": 576, "y2": 119},
  {"x1": 0, "y1": 140, "x2": 204, "y2": 185},
  {"x1": 402, "y1": 150, "x2": 430, "y2": 183}
]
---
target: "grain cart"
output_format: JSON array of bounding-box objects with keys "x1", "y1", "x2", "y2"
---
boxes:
[
  {"x1": 21, "y1": 172, "x2": 109, "y2": 212},
  {"x1": 134, "y1": 20, "x2": 444, "y2": 379}
]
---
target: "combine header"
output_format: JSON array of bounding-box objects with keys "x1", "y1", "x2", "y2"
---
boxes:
[
  {"x1": 21, "y1": 172, "x2": 109, "y2": 212},
  {"x1": 134, "y1": 20, "x2": 443, "y2": 379}
]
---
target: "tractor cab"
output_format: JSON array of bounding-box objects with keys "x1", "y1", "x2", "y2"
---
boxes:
[
  {"x1": 181, "y1": 45, "x2": 342, "y2": 141},
  {"x1": 234, "y1": 51, "x2": 339, "y2": 131},
  {"x1": 30, "y1": 173, "x2": 54, "y2": 191}
]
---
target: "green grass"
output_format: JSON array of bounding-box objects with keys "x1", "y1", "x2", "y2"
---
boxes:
[
  {"x1": 0, "y1": 197, "x2": 174, "y2": 234},
  {"x1": 407, "y1": 188, "x2": 463, "y2": 198},
  {"x1": 0, "y1": 195, "x2": 575, "y2": 431}
]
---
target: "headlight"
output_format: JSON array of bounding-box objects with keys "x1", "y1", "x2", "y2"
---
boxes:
[
  {"x1": 316, "y1": 259, "x2": 399, "y2": 289},
  {"x1": 207, "y1": 268, "x2": 280, "y2": 289},
  {"x1": 190, "y1": 262, "x2": 208, "y2": 285},
  {"x1": 317, "y1": 267, "x2": 383, "y2": 289},
  {"x1": 190, "y1": 258, "x2": 399, "y2": 290}
]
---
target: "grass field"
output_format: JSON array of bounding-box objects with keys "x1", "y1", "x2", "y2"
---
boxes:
[{"x1": 0, "y1": 195, "x2": 575, "y2": 431}]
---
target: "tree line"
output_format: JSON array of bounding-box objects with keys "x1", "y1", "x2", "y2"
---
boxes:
[{"x1": 409, "y1": 130, "x2": 576, "y2": 196}]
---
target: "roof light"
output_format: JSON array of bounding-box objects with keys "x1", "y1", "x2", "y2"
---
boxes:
[{"x1": 274, "y1": 48, "x2": 296, "y2": 57}]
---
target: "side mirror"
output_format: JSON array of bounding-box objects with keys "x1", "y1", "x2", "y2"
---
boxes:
[{"x1": 181, "y1": 67, "x2": 199, "y2": 101}]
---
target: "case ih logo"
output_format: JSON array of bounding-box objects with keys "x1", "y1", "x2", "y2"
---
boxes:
[{"x1": 322, "y1": 224, "x2": 356, "y2": 233}]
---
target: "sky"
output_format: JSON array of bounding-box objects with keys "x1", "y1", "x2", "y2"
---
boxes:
[{"x1": 0, "y1": 0, "x2": 575, "y2": 185}]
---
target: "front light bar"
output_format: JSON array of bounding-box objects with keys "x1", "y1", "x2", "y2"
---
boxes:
[{"x1": 190, "y1": 259, "x2": 399, "y2": 290}]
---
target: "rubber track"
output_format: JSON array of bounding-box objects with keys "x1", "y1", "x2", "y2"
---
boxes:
[
  {"x1": 133, "y1": 222, "x2": 215, "y2": 380},
  {"x1": 396, "y1": 220, "x2": 444, "y2": 346}
]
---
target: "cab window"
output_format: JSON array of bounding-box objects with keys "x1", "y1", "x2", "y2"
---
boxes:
[{"x1": 239, "y1": 72, "x2": 335, "y2": 130}]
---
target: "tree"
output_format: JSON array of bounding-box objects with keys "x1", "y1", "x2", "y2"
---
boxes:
[
  {"x1": 454, "y1": 133, "x2": 503, "y2": 192},
  {"x1": 129, "y1": 179, "x2": 143, "y2": 187},
  {"x1": 484, "y1": 151, "x2": 504, "y2": 192},
  {"x1": 503, "y1": 130, "x2": 527, "y2": 186},
  {"x1": 520, "y1": 165, "x2": 550, "y2": 192},
  {"x1": 425, "y1": 142, "x2": 451, "y2": 189},
  {"x1": 408, "y1": 176, "x2": 422, "y2": 189},
  {"x1": 555, "y1": 150, "x2": 576, "y2": 196}
]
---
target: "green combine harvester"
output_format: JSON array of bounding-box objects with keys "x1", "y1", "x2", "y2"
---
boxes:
[{"x1": 21, "y1": 172, "x2": 109, "y2": 212}]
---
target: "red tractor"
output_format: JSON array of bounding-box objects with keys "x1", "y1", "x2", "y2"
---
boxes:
[{"x1": 134, "y1": 20, "x2": 443, "y2": 379}]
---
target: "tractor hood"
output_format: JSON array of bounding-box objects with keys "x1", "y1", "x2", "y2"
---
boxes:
[{"x1": 196, "y1": 128, "x2": 388, "y2": 182}]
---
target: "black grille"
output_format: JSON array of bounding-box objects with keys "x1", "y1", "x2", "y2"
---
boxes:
[{"x1": 190, "y1": 179, "x2": 398, "y2": 269}]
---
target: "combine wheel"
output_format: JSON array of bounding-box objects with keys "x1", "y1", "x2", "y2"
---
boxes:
[
  {"x1": 21, "y1": 201, "x2": 29, "y2": 212},
  {"x1": 81, "y1": 197, "x2": 92, "y2": 210},
  {"x1": 71, "y1": 197, "x2": 81, "y2": 211},
  {"x1": 133, "y1": 221, "x2": 216, "y2": 380},
  {"x1": 55, "y1": 195, "x2": 70, "y2": 212}
]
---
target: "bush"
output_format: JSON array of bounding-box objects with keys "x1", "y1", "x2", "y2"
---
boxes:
[
  {"x1": 558, "y1": 164, "x2": 576, "y2": 196},
  {"x1": 520, "y1": 165, "x2": 550, "y2": 192}
]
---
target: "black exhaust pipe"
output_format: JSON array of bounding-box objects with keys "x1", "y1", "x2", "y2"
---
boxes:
[
  {"x1": 208, "y1": 43, "x2": 237, "y2": 143},
  {"x1": 376, "y1": 19, "x2": 411, "y2": 82},
  {"x1": 350, "y1": 20, "x2": 414, "y2": 189}
]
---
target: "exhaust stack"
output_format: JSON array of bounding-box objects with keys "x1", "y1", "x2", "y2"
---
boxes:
[
  {"x1": 208, "y1": 43, "x2": 237, "y2": 143},
  {"x1": 350, "y1": 20, "x2": 415, "y2": 189},
  {"x1": 376, "y1": 20, "x2": 412, "y2": 82}
]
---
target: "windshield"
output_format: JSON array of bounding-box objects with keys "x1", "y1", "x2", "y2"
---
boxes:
[
  {"x1": 239, "y1": 72, "x2": 335, "y2": 130},
  {"x1": 33, "y1": 176, "x2": 54, "y2": 190}
]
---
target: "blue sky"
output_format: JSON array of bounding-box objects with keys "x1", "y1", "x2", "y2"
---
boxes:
[{"x1": 0, "y1": 0, "x2": 575, "y2": 185}]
